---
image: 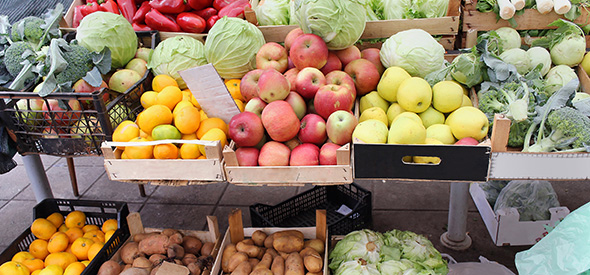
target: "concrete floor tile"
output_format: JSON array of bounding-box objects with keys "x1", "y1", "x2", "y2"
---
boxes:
[
  {"x1": 212, "y1": 206, "x2": 252, "y2": 234},
  {"x1": 352, "y1": 179, "x2": 375, "y2": 193},
  {"x1": 372, "y1": 180, "x2": 453, "y2": 211},
  {"x1": 126, "y1": 203, "x2": 144, "y2": 213},
  {"x1": 0, "y1": 200, "x2": 37, "y2": 246},
  {"x1": 139, "y1": 204, "x2": 214, "y2": 231},
  {"x1": 148, "y1": 182, "x2": 228, "y2": 205},
  {"x1": 13, "y1": 154, "x2": 23, "y2": 165},
  {"x1": 0, "y1": 200, "x2": 7, "y2": 209},
  {"x1": 82, "y1": 174, "x2": 156, "y2": 203},
  {"x1": 15, "y1": 166, "x2": 105, "y2": 200},
  {"x1": 53, "y1": 156, "x2": 105, "y2": 167},
  {"x1": 40, "y1": 155, "x2": 62, "y2": 168},
  {"x1": 218, "y1": 184, "x2": 299, "y2": 206},
  {"x1": 551, "y1": 181, "x2": 590, "y2": 211},
  {"x1": 0, "y1": 166, "x2": 30, "y2": 200}
]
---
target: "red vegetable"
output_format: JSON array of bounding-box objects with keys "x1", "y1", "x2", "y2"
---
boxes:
[
  {"x1": 81, "y1": 2, "x2": 101, "y2": 16},
  {"x1": 133, "y1": 1, "x2": 151, "y2": 23},
  {"x1": 117, "y1": 0, "x2": 136, "y2": 23},
  {"x1": 73, "y1": 5, "x2": 85, "y2": 28},
  {"x1": 206, "y1": 14, "x2": 219, "y2": 31},
  {"x1": 187, "y1": 0, "x2": 213, "y2": 11},
  {"x1": 194, "y1": 7, "x2": 217, "y2": 20},
  {"x1": 176, "y1": 12, "x2": 206, "y2": 33},
  {"x1": 134, "y1": 0, "x2": 149, "y2": 4},
  {"x1": 145, "y1": 8, "x2": 181, "y2": 32},
  {"x1": 218, "y1": 0, "x2": 249, "y2": 18},
  {"x1": 150, "y1": 0, "x2": 188, "y2": 14},
  {"x1": 86, "y1": 0, "x2": 99, "y2": 3},
  {"x1": 213, "y1": 0, "x2": 233, "y2": 11},
  {"x1": 133, "y1": 22, "x2": 153, "y2": 31},
  {"x1": 100, "y1": 0, "x2": 120, "y2": 14}
]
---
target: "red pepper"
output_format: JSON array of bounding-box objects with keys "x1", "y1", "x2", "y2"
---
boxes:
[
  {"x1": 133, "y1": 1, "x2": 151, "y2": 23},
  {"x1": 81, "y1": 2, "x2": 101, "y2": 16},
  {"x1": 218, "y1": 0, "x2": 249, "y2": 18},
  {"x1": 134, "y1": 0, "x2": 148, "y2": 4},
  {"x1": 206, "y1": 14, "x2": 219, "y2": 31},
  {"x1": 187, "y1": 0, "x2": 213, "y2": 11},
  {"x1": 194, "y1": 7, "x2": 216, "y2": 20},
  {"x1": 145, "y1": 8, "x2": 181, "y2": 32},
  {"x1": 213, "y1": 0, "x2": 233, "y2": 11},
  {"x1": 86, "y1": 0, "x2": 98, "y2": 3},
  {"x1": 116, "y1": 0, "x2": 136, "y2": 23},
  {"x1": 149, "y1": 0, "x2": 187, "y2": 14},
  {"x1": 73, "y1": 5, "x2": 85, "y2": 28},
  {"x1": 133, "y1": 22, "x2": 153, "y2": 31},
  {"x1": 100, "y1": 0, "x2": 120, "y2": 14},
  {"x1": 176, "y1": 12, "x2": 206, "y2": 33}
]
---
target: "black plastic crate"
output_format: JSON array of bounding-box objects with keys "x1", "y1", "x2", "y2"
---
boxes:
[
  {"x1": 0, "y1": 199, "x2": 130, "y2": 275},
  {"x1": 250, "y1": 183, "x2": 372, "y2": 235},
  {"x1": 0, "y1": 31, "x2": 158, "y2": 156}
]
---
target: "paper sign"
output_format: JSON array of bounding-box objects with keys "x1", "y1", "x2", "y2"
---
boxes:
[
  {"x1": 179, "y1": 64, "x2": 241, "y2": 124},
  {"x1": 156, "y1": 261, "x2": 189, "y2": 275}
]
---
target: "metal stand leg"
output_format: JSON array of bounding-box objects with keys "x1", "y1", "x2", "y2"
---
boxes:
[
  {"x1": 66, "y1": 157, "x2": 79, "y2": 196},
  {"x1": 441, "y1": 181, "x2": 472, "y2": 250},
  {"x1": 138, "y1": 184, "x2": 146, "y2": 197},
  {"x1": 22, "y1": 154, "x2": 53, "y2": 202}
]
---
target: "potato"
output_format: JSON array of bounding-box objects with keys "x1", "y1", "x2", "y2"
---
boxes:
[
  {"x1": 231, "y1": 260, "x2": 252, "y2": 275},
  {"x1": 254, "y1": 253, "x2": 273, "y2": 270},
  {"x1": 222, "y1": 244, "x2": 238, "y2": 273},
  {"x1": 266, "y1": 248, "x2": 279, "y2": 258},
  {"x1": 160, "y1": 228, "x2": 180, "y2": 236},
  {"x1": 182, "y1": 253, "x2": 198, "y2": 266},
  {"x1": 279, "y1": 251, "x2": 291, "y2": 260},
  {"x1": 133, "y1": 232, "x2": 159, "y2": 243},
  {"x1": 228, "y1": 252, "x2": 249, "y2": 272},
  {"x1": 120, "y1": 267, "x2": 150, "y2": 275},
  {"x1": 299, "y1": 247, "x2": 318, "y2": 258},
  {"x1": 200, "y1": 241, "x2": 214, "y2": 257},
  {"x1": 242, "y1": 238, "x2": 255, "y2": 245},
  {"x1": 304, "y1": 254, "x2": 323, "y2": 273},
  {"x1": 274, "y1": 230, "x2": 304, "y2": 240},
  {"x1": 252, "y1": 230, "x2": 268, "y2": 247},
  {"x1": 148, "y1": 254, "x2": 166, "y2": 266},
  {"x1": 250, "y1": 267, "x2": 273, "y2": 275},
  {"x1": 187, "y1": 262, "x2": 202, "y2": 275},
  {"x1": 97, "y1": 260, "x2": 122, "y2": 275},
  {"x1": 304, "y1": 239, "x2": 325, "y2": 255},
  {"x1": 132, "y1": 257, "x2": 152, "y2": 270},
  {"x1": 306, "y1": 272, "x2": 323, "y2": 275},
  {"x1": 271, "y1": 255, "x2": 285, "y2": 275},
  {"x1": 121, "y1": 242, "x2": 142, "y2": 265},
  {"x1": 256, "y1": 247, "x2": 266, "y2": 259},
  {"x1": 167, "y1": 243, "x2": 185, "y2": 259},
  {"x1": 123, "y1": 264, "x2": 132, "y2": 272},
  {"x1": 168, "y1": 232, "x2": 183, "y2": 245},
  {"x1": 236, "y1": 241, "x2": 262, "y2": 258},
  {"x1": 249, "y1": 258, "x2": 260, "y2": 269},
  {"x1": 182, "y1": 236, "x2": 203, "y2": 255},
  {"x1": 285, "y1": 252, "x2": 305, "y2": 275},
  {"x1": 149, "y1": 265, "x2": 159, "y2": 275},
  {"x1": 273, "y1": 235, "x2": 304, "y2": 253},
  {"x1": 139, "y1": 234, "x2": 169, "y2": 255},
  {"x1": 264, "y1": 234, "x2": 275, "y2": 248},
  {"x1": 173, "y1": 259, "x2": 183, "y2": 265}
]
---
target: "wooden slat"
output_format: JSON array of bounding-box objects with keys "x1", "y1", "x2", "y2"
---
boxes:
[
  {"x1": 126, "y1": 212, "x2": 145, "y2": 236},
  {"x1": 361, "y1": 17, "x2": 460, "y2": 39},
  {"x1": 228, "y1": 209, "x2": 244, "y2": 245},
  {"x1": 104, "y1": 159, "x2": 223, "y2": 181},
  {"x1": 463, "y1": 8, "x2": 590, "y2": 31},
  {"x1": 315, "y1": 210, "x2": 327, "y2": 244},
  {"x1": 336, "y1": 144, "x2": 350, "y2": 165},
  {"x1": 225, "y1": 165, "x2": 352, "y2": 185},
  {"x1": 490, "y1": 114, "x2": 511, "y2": 152},
  {"x1": 577, "y1": 66, "x2": 590, "y2": 94}
]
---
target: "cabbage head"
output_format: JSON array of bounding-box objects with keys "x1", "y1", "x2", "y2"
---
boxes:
[
  {"x1": 329, "y1": 229, "x2": 385, "y2": 269},
  {"x1": 412, "y1": 0, "x2": 450, "y2": 18},
  {"x1": 289, "y1": 0, "x2": 299, "y2": 25},
  {"x1": 495, "y1": 27, "x2": 521, "y2": 52},
  {"x1": 382, "y1": 0, "x2": 412, "y2": 19},
  {"x1": 148, "y1": 35, "x2": 207, "y2": 89},
  {"x1": 378, "y1": 259, "x2": 414, "y2": 275},
  {"x1": 545, "y1": 65, "x2": 579, "y2": 96},
  {"x1": 76, "y1": 11, "x2": 137, "y2": 70},
  {"x1": 252, "y1": 0, "x2": 290, "y2": 26},
  {"x1": 527, "y1": 46, "x2": 551, "y2": 76},
  {"x1": 499, "y1": 48, "x2": 531, "y2": 75},
  {"x1": 380, "y1": 29, "x2": 445, "y2": 77},
  {"x1": 293, "y1": 0, "x2": 366, "y2": 50},
  {"x1": 334, "y1": 259, "x2": 381, "y2": 275},
  {"x1": 204, "y1": 17, "x2": 265, "y2": 79}
]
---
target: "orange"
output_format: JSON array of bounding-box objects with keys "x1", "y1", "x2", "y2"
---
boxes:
[
  {"x1": 0, "y1": 261, "x2": 30, "y2": 275},
  {"x1": 64, "y1": 228, "x2": 84, "y2": 244},
  {"x1": 152, "y1": 74, "x2": 178, "y2": 92},
  {"x1": 198, "y1": 128, "x2": 227, "y2": 156},
  {"x1": 156, "y1": 86, "x2": 183, "y2": 110},
  {"x1": 65, "y1": 245, "x2": 73, "y2": 254},
  {"x1": 197, "y1": 155, "x2": 207, "y2": 159},
  {"x1": 44, "y1": 252, "x2": 77, "y2": 270},
  {"x1": 80, "y1": 261, "x2": 89, "y2": 267},
  {"x1": 179, "y1": 143, "x2": 202, "y2": 159},
  {"x1": 112, "y1": 121, "x2": 140, "y2": 150},
  {"x1": 39, "y1": 264, "x2": 63, "y2": 275},
  {"x1": 12, "y1": 251, "x2": 35, "y2": 263},
  {"x1": 153, "y1": 143, "x2": 179, "y2": 159},
  {"x1": 139, "y1": 129, "x2": 150, "y2": 139},
  {"x1": 225, "y1": 79, "x2": 243, "y2": 101},
  {"x1": 22, "y1": 258, "x2": 44, "y2": 272},
  {"x1": 190, "y1": 94, "x2": 201, "y2": 109},
  {"x1": 83, "y1": 230, "x2": 105, "y2": 244},
  {"x1": 32, "y1": 270, "x2": 41, "y2": 275},
  {"x1": 81, "y1": 225, "x2": 100, "y2": 233},
  {"x1": 181, "y1": 133, "x2": 197, "y2": 140},
  {"x1": 101, "y1": 219, "x2": 117, "y2": 233},
  {"x1": 140, "y1": 91, "x2": 159, "y2": 109},
  {"x1": 63, "y1": 262, "x2": 85, "y2": 275},
  {"x1": 196, "y1": 117, "x2": 228, "y2": 139},
  {"x1": 234, "y1": 99, "x2": 244, "y2": 112},
  {"x1": 124, "y1": 137, "x2": 154, "y2": 159},
  {"x1": 181, "y1": 90, "x2": 195, "y2": 103},
  {"x1": 46, "y1": 213, "x2": 64, "y2": 228},
  {"x1": 31, "y1": 218, "x2": 57, "y2": 240},
  {"x1": 70, "y1": 238, "x2": 94, "y2": 261},
  {"x1": 47, "y1": 232, "x2": 69, "y2": 253},
  {"x1": 104, "y1": 230, "x2": 115, "y2": 242},
  {"x1": 173, "y1": 101, "x2": 194, "y2": 116},
  {"x1": 57, "y1": 225, "x2": 68, "y2": 233},
  {"x1": 136, "y1": 105, "x2": 173, "y2": 133},
  {"x1": 174, "y1": 106, "x2": 201, "y2": 134},
  {"x1": 64, "y1": 211, "x2": 86, "y2": 229},
  {"x1": 87, "y1": 242, "x2": 104, "y2": 262},
  {"x1": 29, "y1": 239, "x2": 50, "y2": 260}
]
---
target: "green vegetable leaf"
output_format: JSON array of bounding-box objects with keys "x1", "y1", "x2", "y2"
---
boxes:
[
  {"x1": 7, "y1": 61, "x2": 35, "y2": 90},
  {"x1": 92, "y1": 47, "x2": 112, "y2": 75},
  {"x1": 531, "y1": 19, "x2": 584, "y2": 49},
  {"x1": 38, "y1": 39, "x2": 68, "y2": 97},
  {"x1": 533, "y1": 79, "x2": 578, "y2": 125},
  {"x1": 573, "y1": 97, "x2": 590, "y2": 116},
  {"x1": 36, "y1": 3, "x2": 64, "y2": 51},
  {"x1": 82, "y1": 67, "x2": 103, "y2": 87},
  {"x1": 0, "y1": 16, "x2": 11, "y2": 45}
]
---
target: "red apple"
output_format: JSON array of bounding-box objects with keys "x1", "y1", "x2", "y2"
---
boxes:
[
  {"x1": 284, "y1": 27, "x2": 304, "y2": 52},
  {"x1": 284, "y1": 137, "x2": 302, "y2": 150},
  {"x1": 298, "y1": 114, "x2": 327, "y2": 146},
  {"x1": 333, "y1": 46, "x2": 361, "y2": 68},
  {"x1": 320, "y1": 52, "x2": 342, "y2": 75},
  {"x1": 285, "y1": 91, "x2": 307, "y2": 120},
  {"x1": 307, "y1": 99, "x2": 317, "y2": 115},
  {"x1": 326, "y1": 110, "x2": 358, "y2": 145},
  {"x1": 261, "y1": 100, "x2": 301, "y2": 142},
  {"x1": 289, "y1": 33, "x2": 329, "y2": 70},
  {"x1": 228, "y1": 111, "x2": 265, "y2": 147},
  {"x1": 289, "y1": 143, "x2": 320, "y2": 166},
  {"x1": 240, "y1": 69, "x2": 263, "y2": 102},
  {"x1": 455, "y1": 137, "x2": 480, "y2": 145},
  {"x1": 284, "y1": 68, "x2": 299, "y2": 92},
  {"x1": 257, "y1": 69, "x2": 290, "y2": 103},
  {"x1": 16, "y1": 91, "x2": 44, "y2": 126},
  {"x1": 345, "y1": 58, "x2": 380, "y2": 96},
  {"x1": 325, "y1": 70, "x2": 357, "y2": 98},
  {"x1": 256, "y1": 42, "x2": 289, "y2": 73},
  {"x1": 42, "y1": 127, "x2": 67, "y2": 139},
  {"x1": 295, "y1": 67, "x2": 326, "y2": 100},
  {"x1": 258, "y1": 141, "x2": 291, "y2": 166},
  {"x1": 42, "y1": 99, "x2": 82, "y2": 126},
  {"x1": 235, "y1": 147, "x2": 260, "y2": 166},
  {"x1": 314, "y1": 84, "x2": 355, "y2": 120},
  {"x1": 361, "y1": 48, "x2": 385, "y2": 75},
  {"x1": 73, "y1": 79, "x2": 109, "y2": 108},
  {"x1": 244, "y1": 97, "x2": 267, "y2": 117},
  {"x1": 287, "y1": 57, "x2": 295, "y2": 70},
  {"x1": 319, "y1": 142, "x2": 341, "y2": 165}
]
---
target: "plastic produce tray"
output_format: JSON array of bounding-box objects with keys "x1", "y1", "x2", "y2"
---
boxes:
[
  {"x1": 0, "y1": 199, "x2": 130, "y2": 275},
  {"x1": 250, "y1": 183, "x2": 372, "y2": 235}
]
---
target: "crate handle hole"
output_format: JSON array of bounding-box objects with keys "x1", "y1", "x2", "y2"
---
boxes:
[{"x1": 402, "y1": 156, "x2": 442, "y2": 166}]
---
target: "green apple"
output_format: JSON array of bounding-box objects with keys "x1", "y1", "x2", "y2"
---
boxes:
[
  {"x1": 392, "y1": 111, "x2": 422, "y2": 126},
  {"x1": 386, "y1": 103, "x2": 405, "y2": 126},
  {"x1": 359, "y1": 107, "x2": 388, "y2": 126},
  {"x1": 352, "y1": 119, "x2": 388, "y2": 144},
  {"x1": 387, "y1": 117, "x2": 426, "y2": 144},
  {"x1": 432, "y1": 80, "x2": 463, "y2": 113},
  {"x1": 413, "y1": 138, "x2": 444, "y2": 164},
  {"x1": 572, "y1": 92, "x2": 590, "y2": 103},
  {"x1": 359, "y1": 91, "x2": 389, "y2": 113},
  {"x1": 582, "y1": 51, "x2": 590, "y2": 76},
  {"x1": 426, "y1": 124, "x2": 456, "y2": 144},
  {"x1": 461, "y1": 94, "x2": 473, "y2": 107},
  {"x1": 377, "y1": 66, "x2": 411, "y2": 102},
  {"x1": 445, "y1": 106, "x2": 489, "y2": 141},
  {"x1": 418, "y1": 106, "x2": 444, "y2": 128},
  {"x1": 396, "y1": 77, "x2": 432, "y2": 113}
]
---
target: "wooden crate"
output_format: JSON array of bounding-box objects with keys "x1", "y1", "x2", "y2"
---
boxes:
[
  {"x1": 222, "y1": 141, "x2": 353, "y2": 186},
  {"x1": 210, "y1": 209, "x2": 328, "y2": 275},
  {"x1": 101, "y1": 140, "x2": 225, "y2": 185}
]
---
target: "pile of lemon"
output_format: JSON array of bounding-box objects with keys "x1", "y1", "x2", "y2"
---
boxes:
[
  {"x1": 0, "y1": 211, "x2": 117, "y2": 275},
  {"x1": 112, "y1": 75, "x2": 243, "y2": 159}
]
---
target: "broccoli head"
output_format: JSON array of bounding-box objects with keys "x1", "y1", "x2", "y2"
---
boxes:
[
  {"x1": 45, "y1": 44, "x2": 94, "y2": 85},
  {"x1": 11, "y1": 16, "x2": 45, "y2": 45},
  {"x1": 527, "y1": 107, "x2": 590, "y2": 152},
  {"x1": 4, "y1": 41, "x2": 35, "y2": 77}
]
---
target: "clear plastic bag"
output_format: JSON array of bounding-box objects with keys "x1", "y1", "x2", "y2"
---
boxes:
[
  {"x1": 478, "y1": 180, "x2": 509, "y2": 206},
  {"x1": 493, "y1": 180, "x2": 560, "y2": 221}
]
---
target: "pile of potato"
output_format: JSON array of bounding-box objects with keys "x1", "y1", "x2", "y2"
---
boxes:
[
  {"x1": 221, "y1": 229, "x2": 325, "y2": 275},
  {"x1": 97, "y1": 228, "x2": 216, "y2": 275}
]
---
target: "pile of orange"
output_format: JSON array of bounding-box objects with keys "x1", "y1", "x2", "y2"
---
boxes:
[
  {"x1": 112, "y1": 74, "x2": 238, "y2": 160},
  {"x1": 0, "y1": 211, "x2": 118, "y2": 275}
]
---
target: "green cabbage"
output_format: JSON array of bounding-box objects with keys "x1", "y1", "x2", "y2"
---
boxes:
[
  {"x1": 148, "y1": 35, "x2": 208, "y2": 89},
  {"x1": 545, "y1": 65, "x2": 579, "y2": 96},
  {"x1": 382, "y1": 0, "x2": 412, "y2": 19},
  {"x1": 329, "y1": 229, "x2": 385, "y2": 269},
  {"x1": 204, "y1": 17, "x2": 265, "y2": 79},
  {"x1": 293, "y1": 0, "x2": 367, "y2": 50},
  {"x1": 334, "y1": 259, "x2": 381, "y2": 275},
  {"x1": 76, "y1": 12, "x2": 137, "y2": 70},
  {"x1": 412, "y1": 0, "x2": 450, "y2": 18},
  {"x1": 495, "y1": 27, "x2": 521, "y2": 52},
  {"x1": 252, "y1": 0, "x2": 290, "y2": 26},
  {"x1": 499, "y1": 48, "x2": 531, "y2": 75},
  {"x1": 527, "y1": 46, "x2": 552, "y2": 76},
  {"x1": 378, "y1": 259, "x2": 414, "y2": 274},
  {"x1": 380, "y1": 29, "x2": 445, "y2": 77}
]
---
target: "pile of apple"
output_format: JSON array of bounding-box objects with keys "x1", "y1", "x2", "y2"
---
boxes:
[{"x1": 229, "y1": 28, "x2": 385, "y2": 166}]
